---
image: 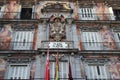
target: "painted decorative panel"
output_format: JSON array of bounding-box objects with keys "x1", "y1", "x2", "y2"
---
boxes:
[
  {"x1": 7, "y1": 64, "x2": 30, "y2": 79},
  {"x1": 2, "y1": 1, "x2": 21, "y2": 19},
  {"x1": 0, "y1": 24, "x2": 12, "y2": 50},
  {"x1": 94, "y1": 3, "x2": 110, "y2": 20},
  {"x1": 100, "y1": 25, "x2": 118, "y2": 50},
  {"x1": 0, "y1": 58, "x2": 6, "y2": 79}
]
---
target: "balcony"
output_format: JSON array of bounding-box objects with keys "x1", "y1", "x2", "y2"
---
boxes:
[
  {"x1": 0, "y1": 41, "x2": 119, "y2": 51},
  {"x1": 78, "y1": 13, "x2": 115, "y2": 21},
  {"x1": 0, "y1": 12, "x2": 36, "y2": 20},
  {"x1": 0, "y1": 42, "x2": 33, "y2": 50},
  {"x1": 41, "y1": 41, "x2": 73, "y2": 49},
  {"x1": 81, "y1": 42, "x2": 118, "y2": 50},
  {"x1": 4, "y1": 78, "x2": 86, "y2": 80},
  {"x1": 0, "y1": 12, "x2": 119, "y2": 21}
]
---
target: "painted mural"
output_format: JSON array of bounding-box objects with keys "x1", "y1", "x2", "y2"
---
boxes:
[
  {"x1": 100, "y1": 25, "x2": 117, "y2": 50},
  {"x1": 30, "y1": 62, "x2": 36, "y2": 80},
  {"x1": 0, "y1": 24, "x2": 12, "y2": 50},
  {"x1": 35, "y1": 5, "x2": 41, "y2": 19},
  {"x1": 95, "y1": 3, "x2": 109, "y2": 20},
  {"x1": 33, "y1": 26, "x2": 38, "y2": 50},
  {"x1": 76, "y1": 26, "x2": 83, "y2": 50},
  {"x1": 109, "y1": 57, "x2": 120, "y2": 79},
  {"x1": 0, "y1": 58, "x2": 6, "y2": 79},
  {"x1": 3, "y1": 1, "x2": 21, "y2": 19}
]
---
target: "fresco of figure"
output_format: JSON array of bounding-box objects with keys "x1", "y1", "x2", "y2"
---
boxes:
[
  {"x1": 30, "y1": 62, "x2": 36, "y2": 80},
  {"x1": 0, "y1": 59, "x2": 6, "y2": 79},
  {"x1": 100, "y1": 26, "x2": 117, "y2": 50},
  {"x1": 35, "y1": 5, "x2": 41, "y2": 19},
  {"x1": 3, "y1": 1, "x2": 20, "y2": 19},
  {"x1": 109, "y1": 57, "x2": 120, "y2": 79},
  {"x1": 96, "y1": 3, "x2": 109, "y2": 20},
  {"x1": 0, "y1": 24, "x2": 12, "y2": 50},
  {"x1": 109, "y1": 63, "x2": 120, "y2": 79}
]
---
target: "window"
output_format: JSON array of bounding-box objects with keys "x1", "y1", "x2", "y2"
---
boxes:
[
  {"x1": 20, "y1": 8, "x2": 32, "y2": 19},
  {"x1": 78, "y1": 8, "x2": 96, "y2": 20},
  {"x1": 50, "y1": 62, "x2": 68, "y2": 80},
  {"x1": 85, "y1": 64, "x2": 109, "y2": 79},
  {"x1": 74, "y1": 58, "x2": 81, "y2": 78},
  {"x1": 11, "y1": 30, "x2": 34, "y2": 50},
  {"x1": 113, "y1": 9, "x2": 120, "y2": 20},
  {"x1": 6, "y1": 64, "x2": 30, "y2": 79},
  {"x1": 81, "y1": 31, "x2": 102, "y2": 50}
]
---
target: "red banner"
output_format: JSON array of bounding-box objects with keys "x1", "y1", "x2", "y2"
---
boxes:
[{"x1": 45, "y1": 48, "x2": 50, "y2": 80}]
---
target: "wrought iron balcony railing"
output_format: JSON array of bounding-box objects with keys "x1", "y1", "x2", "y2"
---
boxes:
[
  {"x1": 5, "y1": 78, "x2": 86, "y2": 80},
  {"x1": 81, "y1": 42, "x2": 119, "y2": 50},
  {"x1": 0, "y1": 12, "x2": 36, "y2": 19},
  {"x1": 5, "y1": 78, "x2": 113, "y2": 80},
  {"x1": 0, "y1": 42, "x2": 33, "y2": 50},
  {"x1": 0, "y1": 12, "x2": 119, "y2": 21},
  {"x1": 78, "y1": 13, "x2": 116, "y2": 20},
  {"x1": 0, "y1": 42, "x2": 119, "y2": 50},
  {"x1": 41, "y1": 41, "x2": 74, "y2": 49}
]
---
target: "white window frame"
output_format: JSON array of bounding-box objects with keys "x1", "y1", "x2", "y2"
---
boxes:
[
  {"x1": 12, "y1": 30, "x2": 34, "y2": 50},
  {"x1": 78, "y1": 8, "x2": 96, "y2": 20},
  {"x1": 50, "y1": 61, "x2": 68, "y2": 80},
  {"x1": 81, "y1": 31, "x2": 102, "y2": 50},
  {"x1": 85, "y1": 64, "x2": 109, "y2": 79},
  {"x1": 6, "y1": 63, "x2": 30, "y2": 79}
]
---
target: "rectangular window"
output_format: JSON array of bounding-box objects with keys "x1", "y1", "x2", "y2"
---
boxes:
[
  {"x1": 85, "y1": 64, "x2": 108, "y2": 79},
  {"x1": 81, "y1": 31, "x2": 102, "y2": 50},
  {"x1": 11, "y1": 30, "x2": 34, "y2": 50},
  {"x1": 20, "y1": 8, "x2": 32, "y2": 19},
  {"x1": 74, "y1": 58, "x2": 81, "y2": 78},
  {"x1": 50, "y1": 62, "x2": 68, "y2": 80},
  {"x1": 7, "y1": 64, "x2": 30, "y2": 79},
  {"x1": 78, "y1": 8, "x2": 96, "y2": 20},
  {"x1": 113, "y1": 9, "x2": 120, "y2": 21}
]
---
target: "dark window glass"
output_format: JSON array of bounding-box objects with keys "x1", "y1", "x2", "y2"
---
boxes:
[
  {"x1": 20, "y1": 8, "x2": 32, "y2": 19},
  {"x1": 113, "y1": 9, "x2": 120, "y2": 20}
]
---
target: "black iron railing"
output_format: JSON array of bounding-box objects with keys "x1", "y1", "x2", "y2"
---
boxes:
[
  {"x1": 0, "y1": 12, "x2": 119, "y2": 21},
  {"x1": 78, "y1": 13, "x2": 116, "y2": 20},
  {"x1": 8, "y1": 78, "x2": 112, "y2": 80},
  {"x1": 0, "y1": 12, "x2": 36, "y2": 19},
  {"x1": 8, "y1": 78, "x2": 86, "y2": 80},
  {"x1": 0, "y1": 42, "x2": 119, "y2": 50},
  {"x1": 0, "y1": 42, "x2": 33, "y2": 50},
  {"x1": 81, "y1": 42, "x2": 119, "y2": 50}
]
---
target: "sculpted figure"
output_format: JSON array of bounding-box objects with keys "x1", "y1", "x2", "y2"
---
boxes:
[
  {"x1": 50, "y1": 16, "x2": 66, "y2": 41},
  {"x1": 96, "y1": 3, "x2": 109, "y2": 20},
  {"x1": 3, "y1": 1, "x2": 20, "y2": 19}
]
